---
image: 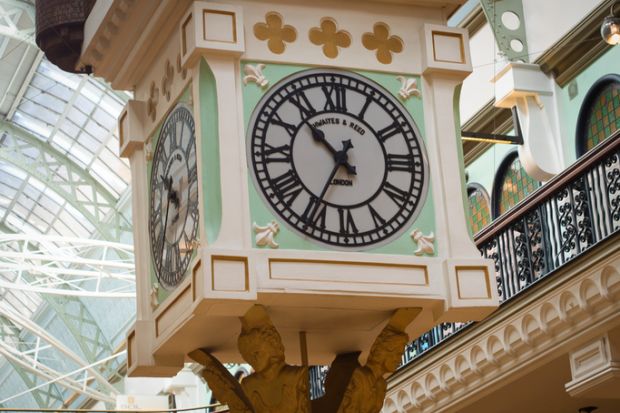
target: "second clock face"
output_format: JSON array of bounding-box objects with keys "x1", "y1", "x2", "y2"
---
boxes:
[
  {"x1": 247, "y1": 69, "x2": 429, "y2": 250},
  {"x1": 149, "y1": 104, "x2": 199, "y2": 289}
]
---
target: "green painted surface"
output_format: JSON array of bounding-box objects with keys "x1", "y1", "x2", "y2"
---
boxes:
[
  {"x1": 465, "y1": 143, "x2": 513, "y2": 195},
  {"x1": 557, "y1": 45, "x2": 620, "y2": 164},
  {"x1": 199, "y1": 59, "x2": 223, "y2": 244},
  {"x1": 242, "y1": 62, "x2": 436, "y2": 255},
  {"x1": 453, "y1": 83, "x2": 473, "y2": 238}
]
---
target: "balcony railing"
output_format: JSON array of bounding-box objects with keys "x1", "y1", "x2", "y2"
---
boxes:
[
  {"x1": 402, "y1": 130, "x2": 620, "y2": 365},
  {"x1": 309, "y1": 131, "x2": 620, "y2": 397}
]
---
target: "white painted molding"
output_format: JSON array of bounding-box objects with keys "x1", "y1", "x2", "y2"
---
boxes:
[
  {"x1": 410, "y1": 229, "x2": 434, "y2": 256},
  {"x1": 397, "y1": 76, "x2": 421, "y2": 100},
  {"x1": 384, "y1": 249, "x2": 620, "y2": 412},
  {"x1": 243, "y1": 63, "x2": 269, "y2": 88},
  {"x1": 253, "y1": 221, "x2": 280, "y2": 249},
  {"x1": 150, "y1": 283, "x2": 159, "y2": 310},
  {"x1": 565, "y1": 331, "x2": 620, "y2": 399}
]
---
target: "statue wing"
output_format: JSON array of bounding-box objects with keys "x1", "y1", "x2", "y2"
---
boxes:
[{"x1": 188, "y1": 349, "x2": 256, "y2": 413}]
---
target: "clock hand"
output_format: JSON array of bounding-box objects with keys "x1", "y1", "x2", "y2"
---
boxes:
[
  {"x1": 158, "y1": 176, "x2": 173, "y2": 272},
  {"x1": 307, "y1": 122, "x2": 357, "y2": 175},
  {"x1": 305, "y1": 140, "x2": 355, "y2": 225}
]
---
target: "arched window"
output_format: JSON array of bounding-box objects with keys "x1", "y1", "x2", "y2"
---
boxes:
[
  {"x1": 467, "y1": 183, "x2": 491, "y2": 234},
  {"x1": 492, "y1": 150, "x2": 540, "y2": 218},
  {"x1": 576, "y1": 74, "x2": 620, "y2": 157}
]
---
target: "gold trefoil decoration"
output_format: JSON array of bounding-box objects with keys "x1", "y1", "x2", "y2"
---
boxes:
[
  {"x1": 362, "y1": 22, "x2": 403, "y2": 64},
  {"x1": 309, "y1": 18, "x2": 351, "y2": 59},
  {"x1": 254, "y1": 12, "x2": 297, "y2": 54}
]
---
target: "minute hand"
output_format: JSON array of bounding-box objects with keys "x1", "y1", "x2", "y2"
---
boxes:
[
  {"x1": 307, "y1": 122, "x2": 356, "y2": 175},
  {"x1": 306, "y1": 140, "x2": 354, "y2": 225}
]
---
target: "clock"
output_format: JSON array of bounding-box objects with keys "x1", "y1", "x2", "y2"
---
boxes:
[
  {"x1": 149, "y1": 104, "x2": 199, "y2": 289},
  {"x1": 247, "y1": 69, "x2": 429, "y2": 250}
]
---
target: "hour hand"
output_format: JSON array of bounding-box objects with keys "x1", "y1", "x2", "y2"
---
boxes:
[
  {"x1": 308, "y1": 122, "x2": 337, "y2": 155},
  {"x1": 307, "y1": 123, "x2": 357, "y2": 175}
]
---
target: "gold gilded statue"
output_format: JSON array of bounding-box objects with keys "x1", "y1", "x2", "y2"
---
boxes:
[
  {"x1": 333, "y1": 308, "x2": 422, "y2": 413},
  {"x1": 237, "y1": 305, "x2": 310, "y2": 413},
  {"x1": 189, "y1": 306, "x2": 421, "y2": 413}
]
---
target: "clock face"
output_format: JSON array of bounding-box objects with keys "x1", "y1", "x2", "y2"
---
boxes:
[
  {"x1": 149, "y1": 104, "x2": 199, "y2": 289},
  {"x1": 247, "y1": 69, "x2": 429, "y2": 250}
]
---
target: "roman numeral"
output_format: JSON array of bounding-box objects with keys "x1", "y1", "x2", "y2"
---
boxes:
[
  {"x1": 383, "y1": 181, "x2": 409, "y2": 208},
  {"x1": 387, "y1": 153, "x2": 414, "y2": 172},
  {"x1": 164, "y1": 248, "x2": 172, "y2": 273},
  {"x1": 377, "y1": 122, "x2": 402, "y2": 142},
  {"x1": 271, "y1": 170, "x2": 303, "y2": 205},
  {"x1": 189, "y1": 204, "x2": 199, "y2": 223},
  {"x1": 171, "y1": 243, "x2": 180, "y2": 271},
  {"x1": 368, "y1": 204, "x2": 386, "y2": 228},
  {"x1": 154, "y1": 235, "x2": 164, "y2": 262},
  {"x1": 338, "y1": 208, "x2": 359, "y2": 235},
  {"x1": 264, "y1": 143, "x2": 291, "y2": 163},
  {"x1": 271, "y1": 113, "x2": 297, "y2": 137},
  {"x1": 188, "y1": 162, "x2": 198, "y2": 181},
  {"x1": 151, "y1": 204, "x2": 161, "y2": 224},
  {"x1": 289, "y1": 91, "x2": 316, "y2": 121},
  {"x1": 322, "y1": 85, "x2": 347, "y2": 112},
  {"x1": 358, "y1": 96, "x2": 372, "y2": 119},
  {"x1": 301, "y1": 197, "x2": 327, "y2": 229}
]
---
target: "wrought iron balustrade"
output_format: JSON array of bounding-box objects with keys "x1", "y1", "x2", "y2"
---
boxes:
[
  {"x1": 309, "y1": 131, "x2": 620, "y2": 396},
  {"x1": 401, "y1": 130, "x2": 620, "y2": 365}
]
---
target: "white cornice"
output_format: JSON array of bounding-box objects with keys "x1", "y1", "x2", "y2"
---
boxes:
[{"x1": 384, "y1": 236, "x2": 620, "y2": 412}]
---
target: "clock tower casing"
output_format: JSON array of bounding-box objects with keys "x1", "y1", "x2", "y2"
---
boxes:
[{"x1": 80, "y1": 0, "x2": 499, "y2": 376}]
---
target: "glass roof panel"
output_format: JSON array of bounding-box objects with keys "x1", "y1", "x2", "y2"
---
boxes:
[
  {"x1": 0, "y1": 12, "x2": 136, "y2": 402},
  {"x1": 11, "y1": 58, "x2": 130, "y2": 205}
]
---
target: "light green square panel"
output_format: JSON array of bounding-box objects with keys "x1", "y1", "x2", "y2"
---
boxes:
[{"x1": 241, "y1": 62, "x2": 436, "y2": 256}]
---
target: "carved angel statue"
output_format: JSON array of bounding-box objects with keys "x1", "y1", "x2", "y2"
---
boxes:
[
  {"x1": 237, "y1": 305, "x2": 310, "y2": 413},
  {"x1": 335, "y1": 308, "x2": 422, "y2": 413},
  {"x1": 410, "y1": 229, "x2": 435, "y2": 256},
  {"x1": 189, "y1": 305, "x2": 310, "y2": 413},
  {"x1": 253, "y1": 221, "x2": 280, "y2": 249}
]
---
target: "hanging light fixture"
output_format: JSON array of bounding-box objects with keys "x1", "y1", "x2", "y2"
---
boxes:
[{"x1": 601, "y1": 1, "x2": 620, "y2": 45}]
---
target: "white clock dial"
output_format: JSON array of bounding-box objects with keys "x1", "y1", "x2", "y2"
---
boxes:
[
  {"x1": 149, "y1": 104, "x2": 199, "y2": 289},
  {"x1": 247, "y1": 69, "x2": 429, "y2": 250}
]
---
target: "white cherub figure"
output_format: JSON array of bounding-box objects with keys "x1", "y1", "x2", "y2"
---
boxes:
[
  {"x1": 410, "y1": 229, "x2": 435, "y2": 256},
  {"x1": 253, "y1": 221, "x2": 280, "y2": 249}
]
